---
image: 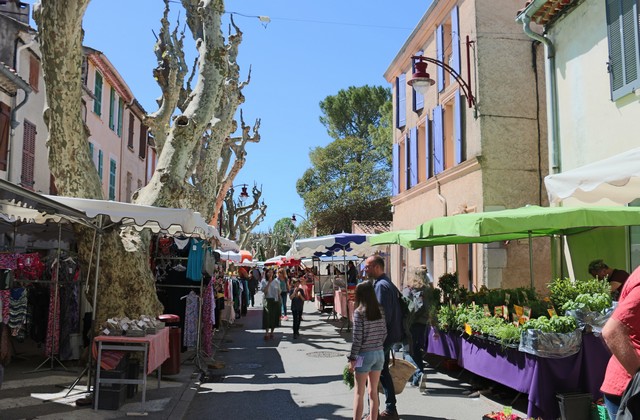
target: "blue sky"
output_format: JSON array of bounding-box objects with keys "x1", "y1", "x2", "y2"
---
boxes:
[{"x1": 31, "y1": 0, "x2": 431, "y2": 231}]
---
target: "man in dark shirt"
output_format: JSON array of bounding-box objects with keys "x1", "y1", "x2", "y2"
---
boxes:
[
  {"x1": 589, "y1": 259, "x2": 630, "y2": 301},
  {"x1": 365, "y1": 255, "x2": 402, "y2": 420}
]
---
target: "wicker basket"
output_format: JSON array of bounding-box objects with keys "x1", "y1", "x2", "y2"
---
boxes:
[{"x1": 378, "y1": 354, "x2": 416, "y2": 395}]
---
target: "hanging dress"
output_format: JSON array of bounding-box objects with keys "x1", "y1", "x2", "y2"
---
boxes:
[{"x1": 183, "y1": 291, "x2": 199, "y2": 348}]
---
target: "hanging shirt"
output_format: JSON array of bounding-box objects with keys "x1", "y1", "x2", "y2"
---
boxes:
[{"x1": 186, "y1": 239, "x2": 205, "y2": 281}]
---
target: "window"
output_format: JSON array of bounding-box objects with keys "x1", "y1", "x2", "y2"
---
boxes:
[
  {"x1": 109, "y1": 158, "x2": 117, "y2": 200},
  {"x1": 392, "y1": 142, "x2": 400, "y2": 195},
  {"x1": 139, "y1": 125, "x2": 148, "y2": 159},
  {"x1": 0, "y1": 102, "x2": 10, "y2": 171},
  {"x1": 127, "y1": 112, "x2": 135, "y2": 150},
  {"x1": 88, "y1": 142, "x2": 94, "y2": 165},
  {"x1": 29, "y1": 54, "x2": 39, "y2": 92},
  {"x1": 606, "y1": 0, "x2": 640, "y2": 100},
  {"x1": 433, "y1": 89, "x2": 465, "y2": 174},
  {"x1": 93, "y1": 72, "x2": 103, "y2": 115},
  {"x1": 98, "y1": 150, "x2": 103, "y2": 181},
  {"x1": 21, "y1": 120, "x2": 36, "y2": 189},
  {"x1": 412, "y1": 54, "x2": 424, "y2": 112},
  {"x1": 395, "y1": 74, "x2": 406, "y2": 128},
  {"x1": 109, "y1": 87, "x2": 116, "y2": 131}
]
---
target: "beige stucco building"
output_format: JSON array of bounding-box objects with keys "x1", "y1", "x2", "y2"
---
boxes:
[
  {"x1": 385, "y1": 0, "x2": 551, "y2": 291},
  {"x1": 518, "y1": 0, "x2": 640, "y2": 276}
]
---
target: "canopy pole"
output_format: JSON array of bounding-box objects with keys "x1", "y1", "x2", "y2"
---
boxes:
[
  {"x1": 563, "y1": 235, "x2": 576, "y2": 282},
  {"x1": 528, "y1": 231, "x2": 534, "y2": 289},
  {"x1": 88, "y1": 215, "x2": 104, "y2": 404}
]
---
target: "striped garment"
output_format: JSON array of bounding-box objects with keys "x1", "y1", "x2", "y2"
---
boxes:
[{"x1": 349, "y1": 306, "x2": 387, "y2": 359}]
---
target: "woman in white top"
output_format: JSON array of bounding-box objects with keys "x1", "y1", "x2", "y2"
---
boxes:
[{"x1": 261, "y1": 269, "x2": 281, "y2": 340}]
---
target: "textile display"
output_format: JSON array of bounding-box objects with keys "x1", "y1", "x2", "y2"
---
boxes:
[
  {"x1": 186, "y1": 239, "x2": 204, "y2": 281},
  {"x1": 183, "y1": 291, "x2": 198, "y2": 348}
]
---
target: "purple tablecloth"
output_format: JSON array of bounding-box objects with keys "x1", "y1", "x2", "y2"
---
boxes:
[
  {"x1": 426, "y1": 327, "x2": 460, "y2": 360},
  {"x1": 425, "y1": 328, "x2": 610, "y2": 420}
]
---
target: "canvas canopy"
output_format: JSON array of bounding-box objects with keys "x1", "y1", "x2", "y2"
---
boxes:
[
  {"x1": 286, "y1": 233, "x2": 379, "y2": 259},
  {"x1": 544, "y1": 147, "x2": 640, "y2": 205}
]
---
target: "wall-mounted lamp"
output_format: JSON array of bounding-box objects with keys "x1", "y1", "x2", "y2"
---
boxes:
[{"x1": 407, "y1": 36, "x2": 477, "y2": 113}]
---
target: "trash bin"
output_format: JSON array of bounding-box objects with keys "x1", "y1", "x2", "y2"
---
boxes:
[{"x1": 158, "y1": 314, "x2": 181, "y2": 375}]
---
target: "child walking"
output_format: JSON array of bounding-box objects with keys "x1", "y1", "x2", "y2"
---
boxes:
[{"x1": 289, "y1": 279, "x2": 305, "y2": 339}]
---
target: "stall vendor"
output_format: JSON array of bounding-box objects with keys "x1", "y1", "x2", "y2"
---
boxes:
[{"x1": 589, "y1": 259, "x2": 630, "y2": 301}]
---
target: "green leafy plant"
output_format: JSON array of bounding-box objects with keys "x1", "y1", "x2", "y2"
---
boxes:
[
  {"x1": 561, "y1": 293, "x2": 612, "y2": 313},
  {"x1": 438, "y1": 272, "x2": 460, "y2": 304},
  {"x1": 492, "y1": 323, "x2": 522, "y2": 345},
  {"x1": 548, "y1": 277, "x2": 610, "y2": 312},
  {"x1": 437, "y1": 304, "x2": 458, "y2": 331},
  {"x1": 523, "y1": 315, "x2": 577, "y2": 333},
  {"x1": 343, "y1": 364, "x2": 354, "y2": 389}
]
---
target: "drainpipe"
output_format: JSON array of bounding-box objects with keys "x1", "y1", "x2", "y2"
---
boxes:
[
  {"x1": 435, "y1": 178, "x2": 448, "y2": 271},
  {"x1": 8, "y1": 36, "x2": 36, "y2": 182},
  {"x1": 517, "y1": 8, "x2": 560, "y2": 175}
]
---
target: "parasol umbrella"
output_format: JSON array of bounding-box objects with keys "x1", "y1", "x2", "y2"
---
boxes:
[{"x1": 287, "y1": 233, "x2": 381, "y2": 330}]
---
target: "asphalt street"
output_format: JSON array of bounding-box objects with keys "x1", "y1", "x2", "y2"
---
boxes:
[{"x1": 185, "y1": 294, "x2": 514, "y2": 420}]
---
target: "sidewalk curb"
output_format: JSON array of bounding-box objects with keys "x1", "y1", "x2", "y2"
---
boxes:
[{"x1": 168, "y1": 369, "x2": 200, "y2": 420}]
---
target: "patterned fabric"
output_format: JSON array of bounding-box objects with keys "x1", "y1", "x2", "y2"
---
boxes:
[
  {"x1": 183, "y1": 291, "x2": 198, "y2": 348},
  {"x1": 8, "y1": 288, "x2": 28, "y2": 340},
  {"x1": 201, "y1": 280, "x2": 214, "y2": 357},
  {"x1": 0, "y1": 254, "x2": 17, "y2": 270},
  {"x1": 16, "y1": 253, "x2": 44, "y2": 280},
  {"x1": 45, "y1": 283, "x2": 60, "y2": 356},
  {"x1": 0, "y1": 290, "x2": 9, "y2": 324}
]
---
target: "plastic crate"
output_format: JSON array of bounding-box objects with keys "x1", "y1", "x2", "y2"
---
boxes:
[{"x1": 97, "y1": 386, "x2": 126, "y2": 410}]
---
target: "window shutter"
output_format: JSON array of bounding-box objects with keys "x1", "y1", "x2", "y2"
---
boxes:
[
  {"x1": 88, "y1": 142, "x2": 94, "y2": 164},
  {"x1": 392, "y1": 142, "x2": 399, "y2": 195},
  {"x1": 436, "y1": 25, "x2": 445, "y2": 92},
  {"x1": 93, "y1": 72, "x2": 103, "y2": 116},
  {"x1": 21, "y1": 120, "x2": 36, "y2": 189},
  {"x1": 425, "y1": 119, "x2": 432, "y2": 179},
  {"x1": 433, "y1": 106, "x2": 444, "y2": 175},
  {"x1": 404, "y1": 134, "x2": 411, "y2": 190},
  {"x1": 0, "y1": 103, "x2": 10, "y2": 171},
  {"x1": 98, "y1": 150, "x2": 103, "y2": 181},
  {"x1": 128, "y1": 112, "x2": 134, "y2": 149},
  {"x1": 396, "y1": 75, "x2": 406, "y2": 128},
  {"x1": 139, "y1": 125, "x2": 148, "y2": 159},
  {"x1": 454, "y1": 89, "x2": 464, "y2": 164},
  {"x1": 606, "y1": 0, "x2": 640, "y2": 100},
  {"x1": 410, "y1": 127, "x2": 419, "y2": 186},
  {"x1": 109, "y1": 88, "x2": 115, "y2": 131},
  {"x1": 412, "y1": 53, "x2": 424, "y2": 111},
  {"x1": 117, "y1": 98, "x2": 124, "y2": 137},
  {"x1": 109, "y1": 159, "x2": 117, "y2": 200},
  {"x1": 29, "y1": 55, "x2": 39, "y2": 92},
  {"x1": 451, "y1": 6, "x2": 461, "y2": 78}
]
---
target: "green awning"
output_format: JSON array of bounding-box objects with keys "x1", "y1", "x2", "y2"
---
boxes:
[{"x1": 370, "y1": 230, "x2": 417, "y2": 248}]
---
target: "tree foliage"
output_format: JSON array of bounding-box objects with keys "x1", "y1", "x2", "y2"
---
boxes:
[
  {"x1": 272, "y1": 217, "x2": 297, "y2": 256},
  {"x1": 297, "y1": 85, "x2": 392, "y2": 234}
]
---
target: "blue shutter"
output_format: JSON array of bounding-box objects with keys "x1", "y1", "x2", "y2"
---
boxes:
[
  {"x1": 88, "y1": 142, "x2": 94, "y2": 164},
  {"x1": 451, "y1": 6, "x2": 461, "y2": 79},
  {"x1": 117, "y1": 98, "x2": 124, "y2": 137},
  {"x1": 396, "y1": 74, "x2": 406, "y2": 128},
  {"x1": 410, "y1": 127, "x2": 419, "y2": 186},
  {"x1": 454, "y1": 89, "x2": 463, "y2": 164},
  {"x1": 606, "y1": 0, "x2": 640, "y2": 100},
  {"x1": 412, "y1": 53, "x2": 424, "y2": 111},
  {"x1": 436, "y1": 25, "x2": 445, "y2": 92},
  {"x1": 392, "y1": 142, "x2": 399, "y2": 195},
  {"x1": 425, "y1": 120, "x2": 432, "y2": 179},
  {"x1": 433, "y1": 106, "x2": 444, "y2": 175},
  {"x1": 404, "y1": 135, "x2": 411, "y2": 190}
]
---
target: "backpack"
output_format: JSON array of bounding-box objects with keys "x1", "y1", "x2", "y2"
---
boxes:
[{"x1": 398, "y1": 292, "x2": 412, "y2": 343}]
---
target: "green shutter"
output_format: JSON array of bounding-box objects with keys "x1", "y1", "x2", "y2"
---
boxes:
[
  {"x1": 109, "y1": 158, "x2": 117, "y2": 200},
  {"x1": 98, "y1": 150, "x2": 103, "y2": 181},
  {"x1": 93, "y1": 72, "x2": 102, "y2": 115},
  {"x1": 606, "y1": 0, "x2": 640, "y2": 100},
  {"x1": 117, "y1": 97, "x2": 124, "y2": 137},
  {"x1": 109, "y1": 87, "x2": 115, "y2": 130}
]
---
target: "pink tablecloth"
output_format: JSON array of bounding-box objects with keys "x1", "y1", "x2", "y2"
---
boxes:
[
  {"x1": 334, "y1": 290, "x2": 355, "y2": 321},
  {"x1": 94, "y1": 327, "x2": 170, "y2": 375}
]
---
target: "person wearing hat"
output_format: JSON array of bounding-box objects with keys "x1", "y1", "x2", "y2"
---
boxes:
[{"x1": 588, "y1": 259, "x2": 630, "y2": 301}]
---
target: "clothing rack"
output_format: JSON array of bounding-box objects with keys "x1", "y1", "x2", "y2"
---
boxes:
[{"x1": 156, "y1": 284, "x2": 202, "y2": 290}]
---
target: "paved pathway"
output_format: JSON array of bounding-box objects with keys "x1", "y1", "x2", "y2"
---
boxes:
[{"x1": 185, "y1": 294, "x2": 505, "y2": 420}]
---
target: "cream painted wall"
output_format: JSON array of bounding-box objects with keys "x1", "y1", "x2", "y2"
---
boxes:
[{"x1": 549, "y1": 0, "x2": 640, "y2": 170}]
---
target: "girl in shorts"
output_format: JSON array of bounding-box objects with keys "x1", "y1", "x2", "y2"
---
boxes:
[{"x1": 347, "y1": 281, "x2": 387, "y2": 420}]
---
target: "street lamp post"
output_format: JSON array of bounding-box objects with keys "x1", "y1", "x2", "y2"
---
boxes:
[{"x1": 407, "y1": 36, "x2": 477, "y2": 117}]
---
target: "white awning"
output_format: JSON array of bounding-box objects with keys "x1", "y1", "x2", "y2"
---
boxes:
[{"x1": 544, "y1": 148, "x2": 640, "y2": 205}]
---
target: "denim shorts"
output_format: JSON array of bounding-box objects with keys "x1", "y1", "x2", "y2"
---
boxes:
[{"x1": 355, "y1": 350, "x2": 385, "y2": 373}]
